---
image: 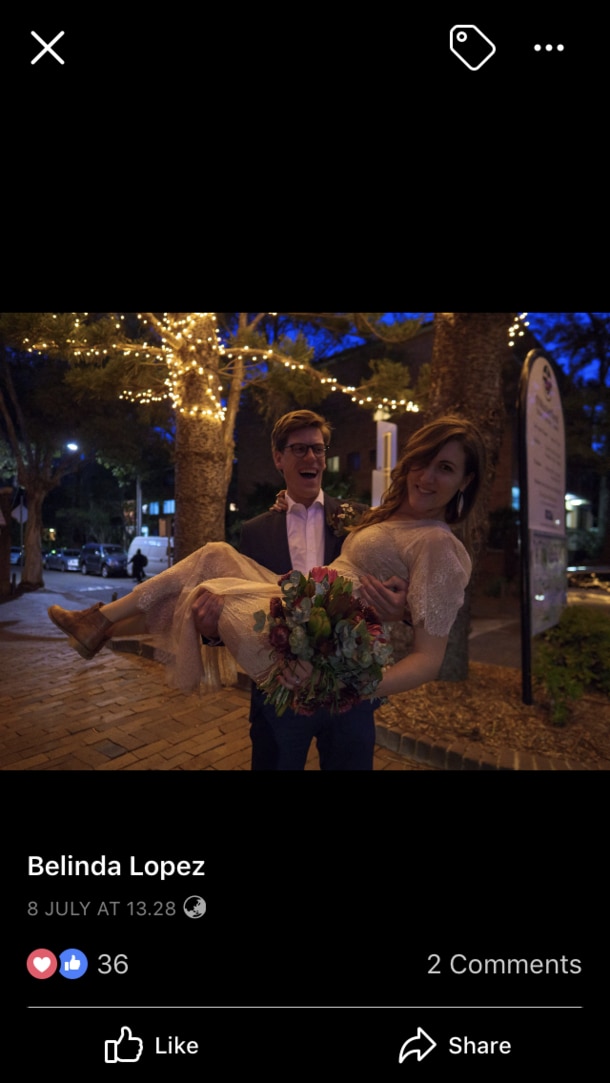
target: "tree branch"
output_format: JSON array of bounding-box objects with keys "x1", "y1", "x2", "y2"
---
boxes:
[{"x1": 141, "y1": 312, "x2": 182, "y2": 351}]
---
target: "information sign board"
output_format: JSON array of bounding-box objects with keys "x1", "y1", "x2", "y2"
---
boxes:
[{"x1": 518, "y1": 350, "x2": 567, "y2": 702}]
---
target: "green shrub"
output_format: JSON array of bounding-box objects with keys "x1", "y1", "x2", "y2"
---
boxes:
[{"x1": 532, "y1": 606, "x2": 610, "y2": 725}]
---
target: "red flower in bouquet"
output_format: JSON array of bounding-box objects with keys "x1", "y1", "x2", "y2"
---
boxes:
[
  {"x1": 310, "y1": 566, "x2": 338, "y2": 584},
  {"x1": 268, "y1": 622, "x2": 291, "y2": 652},
  {"x1": 252, "y1": 567, "x2": 394, "y2": 717}
]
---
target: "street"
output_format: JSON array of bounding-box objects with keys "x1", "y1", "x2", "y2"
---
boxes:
[{"x1": 40, "y1": 567, "x2": 138, "y2": 604}]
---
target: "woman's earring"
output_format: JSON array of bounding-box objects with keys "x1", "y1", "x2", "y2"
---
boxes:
[{"x1": 456, "y1": 491, "x2": 464, "y2": 517}]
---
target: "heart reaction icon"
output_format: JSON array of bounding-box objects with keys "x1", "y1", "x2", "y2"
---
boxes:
[{"x1": 27, "y1": 948, "x2": 58, "y2": 979}]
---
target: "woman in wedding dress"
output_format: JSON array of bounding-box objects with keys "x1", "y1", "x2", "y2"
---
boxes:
[{"x1": 48, "y1": 417, "x2": 485, "y2": 702}]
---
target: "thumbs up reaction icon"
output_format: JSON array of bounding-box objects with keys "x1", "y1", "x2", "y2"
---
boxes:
[
  {"x1": 58, "y1": 948, "x2": 88, "y2": 979},
  {"x1": 105, "y1": 1026, "x2": 144, "y2": 1063}
]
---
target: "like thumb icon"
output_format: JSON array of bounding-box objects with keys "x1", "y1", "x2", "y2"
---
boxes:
[{"x1": 105, "y1": 1025, "x2": 144, "y2": 1063}]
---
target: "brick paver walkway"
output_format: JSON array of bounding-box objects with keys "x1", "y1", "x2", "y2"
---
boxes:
[
  {"x1": 6, "y1": 582, "x2": 566, "y2": 771},
  {"x1": 0, "y1": 630, "x2": 430, "y2": 771}
]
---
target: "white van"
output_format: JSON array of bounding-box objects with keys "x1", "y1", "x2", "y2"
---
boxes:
[{"x1": 126, "y1": 536, "x2": 174, "y2": 577}]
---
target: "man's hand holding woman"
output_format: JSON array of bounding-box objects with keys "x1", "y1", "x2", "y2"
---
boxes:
[
  {"x1": 192, "y1": 589, "x2": 224, "y2": 642},
  {"x1": 358, "y1": 574, "x2": 409, "y2": 623}
]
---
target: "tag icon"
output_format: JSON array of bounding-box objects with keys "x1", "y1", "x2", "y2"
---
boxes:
[{"x1": 450, "y1": 25, "x2": 496, "y2": 70}]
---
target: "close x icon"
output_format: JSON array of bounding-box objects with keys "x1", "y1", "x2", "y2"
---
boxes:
[{"x1": 30, "y1": 30, "x2": 65, "y2": 65}]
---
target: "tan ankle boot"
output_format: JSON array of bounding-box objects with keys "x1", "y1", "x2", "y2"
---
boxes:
[{"x1": 48, "y1": 602, "x2": 113, "y2": 660}]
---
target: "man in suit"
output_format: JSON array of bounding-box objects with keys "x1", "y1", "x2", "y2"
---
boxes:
[{"x1": 192, "y1": 408, "x2": 406, "y2": 771}]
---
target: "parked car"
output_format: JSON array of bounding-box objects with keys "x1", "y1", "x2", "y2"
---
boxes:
[
  {"x1": 80, "y1": 542, "x2": 129, "y2": 578},
  {"x1": 45, "y1": 547, "x2": 82, "y2": 572},
  {"x1": 10, "y1": 546, "x2": 23, "y2": 565}
]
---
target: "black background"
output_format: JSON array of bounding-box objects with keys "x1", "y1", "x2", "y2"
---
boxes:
[
  {"x1": 9, "y1": 771, "x2": 602, "y2": 1074},
  {"x1": 3, "y1": 8, "x2": 607, "y2": 1072}
]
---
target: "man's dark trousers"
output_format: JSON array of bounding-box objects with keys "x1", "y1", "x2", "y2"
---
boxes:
[{"x1": 249, "y1": 688, "x2": 376, "y2": 771}]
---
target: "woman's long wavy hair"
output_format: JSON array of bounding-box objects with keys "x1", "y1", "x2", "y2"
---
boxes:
[{"x1": 351, "y1": 416, "x2": 487, "y2": 552}]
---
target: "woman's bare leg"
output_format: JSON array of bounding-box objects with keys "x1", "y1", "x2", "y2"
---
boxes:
[
  {"x1": 106, "y1": 614, "x2": 149, "y2": 636},
  {"x1": 97, "y1": 594, "x2": 146, "y2": 626}
]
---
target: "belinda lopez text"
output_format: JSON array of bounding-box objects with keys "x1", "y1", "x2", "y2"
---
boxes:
[{"x1": 28, "y1": 854, "x2": 205, "y2": 881}]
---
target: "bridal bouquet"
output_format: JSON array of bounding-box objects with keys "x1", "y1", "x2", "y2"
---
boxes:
[{"x1": 253, "y1": 566, "x2": 394, "y2": 716}]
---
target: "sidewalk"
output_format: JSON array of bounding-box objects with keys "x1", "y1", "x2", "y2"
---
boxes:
[{"x1": 0, "y1": 583, "x2": 521, "y2": 772}]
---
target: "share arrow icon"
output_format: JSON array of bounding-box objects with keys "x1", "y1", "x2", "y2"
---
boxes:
[{"x1": 398, "y1": 1027, "x2": 437, "y2": 1063}]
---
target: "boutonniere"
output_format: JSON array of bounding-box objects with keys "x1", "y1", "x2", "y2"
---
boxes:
[{"x1": 326, "y1": 501, "x2": 363, "y2": 538}]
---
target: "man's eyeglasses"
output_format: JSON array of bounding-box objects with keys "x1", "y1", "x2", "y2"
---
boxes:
[{"x1": 283, "y1": 443, "x2": 329, "y2": 458}]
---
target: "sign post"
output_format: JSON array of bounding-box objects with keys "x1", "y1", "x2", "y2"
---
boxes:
[
  {"x1": 518, "y1": 350, "x2": 567, "y2": 704},
  {"x1": 11, "y1": 489, "x2": 28, "y2": 569},
  {"x1": 371, "y1": 421, "x2": 397, "y2": 507}
]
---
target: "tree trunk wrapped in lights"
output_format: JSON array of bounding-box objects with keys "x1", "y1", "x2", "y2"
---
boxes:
[{"x1": 171, "y1": 344, "x2": 238, "y2": 560}]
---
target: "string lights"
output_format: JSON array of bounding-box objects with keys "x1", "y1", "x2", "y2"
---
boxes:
[
  {"x1": 508, "y1": 312, "x2": 530, "y2": 345},
  {"x1": 45, "y1": 312, "x2": 548, "y2": 420},
  {"x1": 22, "y1": 313, "x2": 537, "y2": 435},
  {"x1": 24, "y1": 312, "x2": 529, "y2": 418},
  {"x1": 24, "y1": 312, "x2": 424, "y2": 418}
]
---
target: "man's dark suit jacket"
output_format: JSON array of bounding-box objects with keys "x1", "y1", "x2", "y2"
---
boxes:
[{"x1": 239, "y1": 494, "x2": 360, "y2": 575}]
